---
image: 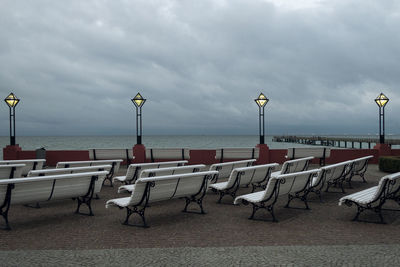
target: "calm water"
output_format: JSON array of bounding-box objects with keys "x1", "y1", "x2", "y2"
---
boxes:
[{"x1": 1, "y1": 135, "x2": 398, "y2": 160}]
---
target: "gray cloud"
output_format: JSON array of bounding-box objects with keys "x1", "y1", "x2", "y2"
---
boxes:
[{"x1": 0, "y1": 0, "x2": 399, "y2": 136}]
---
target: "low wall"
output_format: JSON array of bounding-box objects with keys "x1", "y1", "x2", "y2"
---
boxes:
[{"x1": 3, "y1": 145, "x2": 397, "y2": 166}]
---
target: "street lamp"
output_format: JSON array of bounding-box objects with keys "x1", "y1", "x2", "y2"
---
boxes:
[
  {"x1": 131, "y1": 92, "x2": 146, "y2": 145},
  {"x1": 374, "y1": 92, "x2": 389, "y2": 144},
  {"x1": 4, "y1": 93, "x2": 20, "y2": 146},
  {"x1": 254, "y1": 92, "x2": 269, "y2": 144}
]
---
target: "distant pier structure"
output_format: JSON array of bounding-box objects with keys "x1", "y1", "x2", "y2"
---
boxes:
[{"x1": 273, "y1": 135, "x2": 400, "y2": 149}]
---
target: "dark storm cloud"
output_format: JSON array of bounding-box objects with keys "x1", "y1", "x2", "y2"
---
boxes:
[{"x1": 0, "y1": 0, "x2": 399, "y2": 136}]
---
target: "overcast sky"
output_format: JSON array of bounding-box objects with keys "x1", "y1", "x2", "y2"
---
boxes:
[{"x1": 0, "y1": 0, "x2": 399, "y2": 136}]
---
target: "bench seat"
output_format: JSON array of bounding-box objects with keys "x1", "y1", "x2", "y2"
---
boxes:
[{"x1": 339, "y1": 172, "x2": 400, "y2": 223}]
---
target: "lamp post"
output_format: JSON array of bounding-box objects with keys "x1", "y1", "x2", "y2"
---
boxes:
[
  {"x1": 254, "y1": 93, "x2": 269, "y2": 144},
  {"x1": 374, "y1": 92, "x2": 389, "y2": 144},
  {"x1": 4, "y1": 93, "x2": 20, "y2": 146},
  {"x1": 131, "y1": 92, "x2": 146, "y2": 145}
]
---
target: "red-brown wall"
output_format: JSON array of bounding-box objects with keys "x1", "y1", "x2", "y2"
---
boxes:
[{"x1": 4, "y1": 146, "x2": 400, "y2": 166}]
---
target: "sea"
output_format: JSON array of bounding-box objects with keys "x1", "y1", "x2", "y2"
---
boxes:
[{"x1": 1, "y1": 135, "x2": 399, "y2": 160}]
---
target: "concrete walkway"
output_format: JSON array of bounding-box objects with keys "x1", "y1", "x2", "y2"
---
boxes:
[{"x1": 1, "y1": 244, "x2": 400, "y2": 266}]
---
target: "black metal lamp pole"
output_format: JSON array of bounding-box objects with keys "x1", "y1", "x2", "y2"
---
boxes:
[
  {"x1": 374, "y1": 93, "x2": 389, "y2": 144},
  {"x1": 131, "y1": 93, "x2": 146, "y2": 145},
  {"x1": 4, "y1": 93, "x2": 20, "y2": 146},
  {"x1": 255, "y1": 93, "x2": 269, "y2": 145}
]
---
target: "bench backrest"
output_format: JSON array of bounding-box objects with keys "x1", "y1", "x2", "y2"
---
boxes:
[
  {"x1": 209, "y1": 159, "x2": 256, "y2": 180},
  {"x1": 123, "y1": 171, "x2": 219, "y2": 207},
  {"x1": 0, "y1": 164, "x2": 25, "y2": 179},
  {"x1": 223, "y1": 163, "x2": 279, "y2": 189},
  {"x1": 262, "y1": 169, "x2": 320, "y2": 202},
  {"x1": 215, "y1": 147, "x2": 260, "y2": 162},
  {"x1": 0, "y1": 171, "x2": 108, "y2": 205},
  {"x1": 28, "y1": 165, "x2": 112, "y2": 177},
  {"x1": 139, "y1": 164, "x2": 207, "y2": 178},
  {"x1": 123, "y1": 160, "x2": 188, "y2": 184},
  {"x1": 56, "y1": 159, "x2": 122, "y2": 168},
  {"x1": 145, "y1": 148, "x2": 190, "y2": 162},
  {"x1": 280, "y1": 157, "x2": 314, "y2": 175},
  {"x1": 0, "y1": 159, "x2": 45, "y2": 176},
  {"x1": 286, "y1": 148, "x2": 331, "y2": 159},
  {"x1": 312, "y1": 160, "x2": 352, "y2": 188},
  {"x1": 89, "y1": 149, "x2": 134, "y2": 164},
  {"x1": 351, "y1": 155, "x2": 373, "y2": 174}
]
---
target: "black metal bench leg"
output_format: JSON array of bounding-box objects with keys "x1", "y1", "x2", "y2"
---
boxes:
[
  {"x1": 352, "y1": 206, "x2": 363, "y2": 221},
  {"x1": 75, "y1": 196, "x2": 94, "y2": 216},
  {"x1": 285, "y1": 194, "x2": 294, "y2": 208},
  {"x1": 360, "y1": 174, "x2": 367, "y2": 183},
  {"x1": 249, "y1": 204, "x2": 258, "y2": 220},
  {"x1": 268, "y1": 205, "x2": 278, "y2": 222},
  {"x1": 376, "y1": 208, "x2": 386, "y2": 224},
  {"x1": 302, "y1": 196, "x2": 310, "y2": 210},
  {"x1": 0, "y1": 208, "x2": 11, "y2": 230},
  {"x1": 122, "y1": 207, "x2": 148, "y2": 228},
  {"x1": 197, "y1": 198, "x2": 206, "y2": 214},
  {"x1": 217, "y1": 192, "x2": 225, "y2": 203}
]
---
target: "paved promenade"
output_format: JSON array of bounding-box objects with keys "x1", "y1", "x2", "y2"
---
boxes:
[{"x1": 1, "y1": 165, "x2": 400, "y2": 266}]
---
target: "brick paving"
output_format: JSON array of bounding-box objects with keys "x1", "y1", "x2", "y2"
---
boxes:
[{"x1": 1, "y1": 164, "x2": 400, "y2": 265}]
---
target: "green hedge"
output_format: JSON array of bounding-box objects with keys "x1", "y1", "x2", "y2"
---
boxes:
[{"x1": 379, "y1": 156, "x2": 400, "y2": 173}]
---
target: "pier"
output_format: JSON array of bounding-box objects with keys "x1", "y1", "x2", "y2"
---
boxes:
[{"x1": 273, "y1": 135, "x2": 400, "y2": 149}]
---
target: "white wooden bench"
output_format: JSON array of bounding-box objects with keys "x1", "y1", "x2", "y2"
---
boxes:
[
  {"x1": 56, "y1": 159, "x2": 123, "y2": 187},
  {"x1": 0, "y1": 159, "x2": 46, "y2": 176},
  {"x1": 310, "y1": 160, "x2": 352, "y2": 201},
  {"x1": 118, "y1": 164, "x2": 206, "y2": 193},
  {"x1": 209, "y1": 159, "x2": 256, "y2": 183},
  {"x1": 209, "y1": 163, "x2": 279, "y2": 203},
  {"x1": 112, "y1": 160, "x2": 188, "y2": 185},
  {"x1": 215, "y1": 147, "x2": 259, "y2": 163},
  {"x1": 88, "y1": 149, "x2": 134, "y2": 165},
  {"x1": 145, "y1": 148, "x2": 190, "y2": 162},
  {"x1": 0, "y1": 171, "x2": 109, "y2": 230},
  {"x1": 339, "y1": 172, "x2": 400, "y2": 223},
  {"x1": 0, "y1": 164, "x2": 25, "y2": 179},
  {"x1": 271, "y1": 157, "x2": 314, "y2": 178},
  {"x1": 346, "y1": 155, "x2": 374, "y2": 186},
  {"x1": 286, "y1": 148, "x2": 331, "y2": 166},
  {"x1": 106, "y1": 170, "x2": 218, "y2": 227},
  {"x1": 234, "y1": 169, "x2": 320, "y2": 222}
]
